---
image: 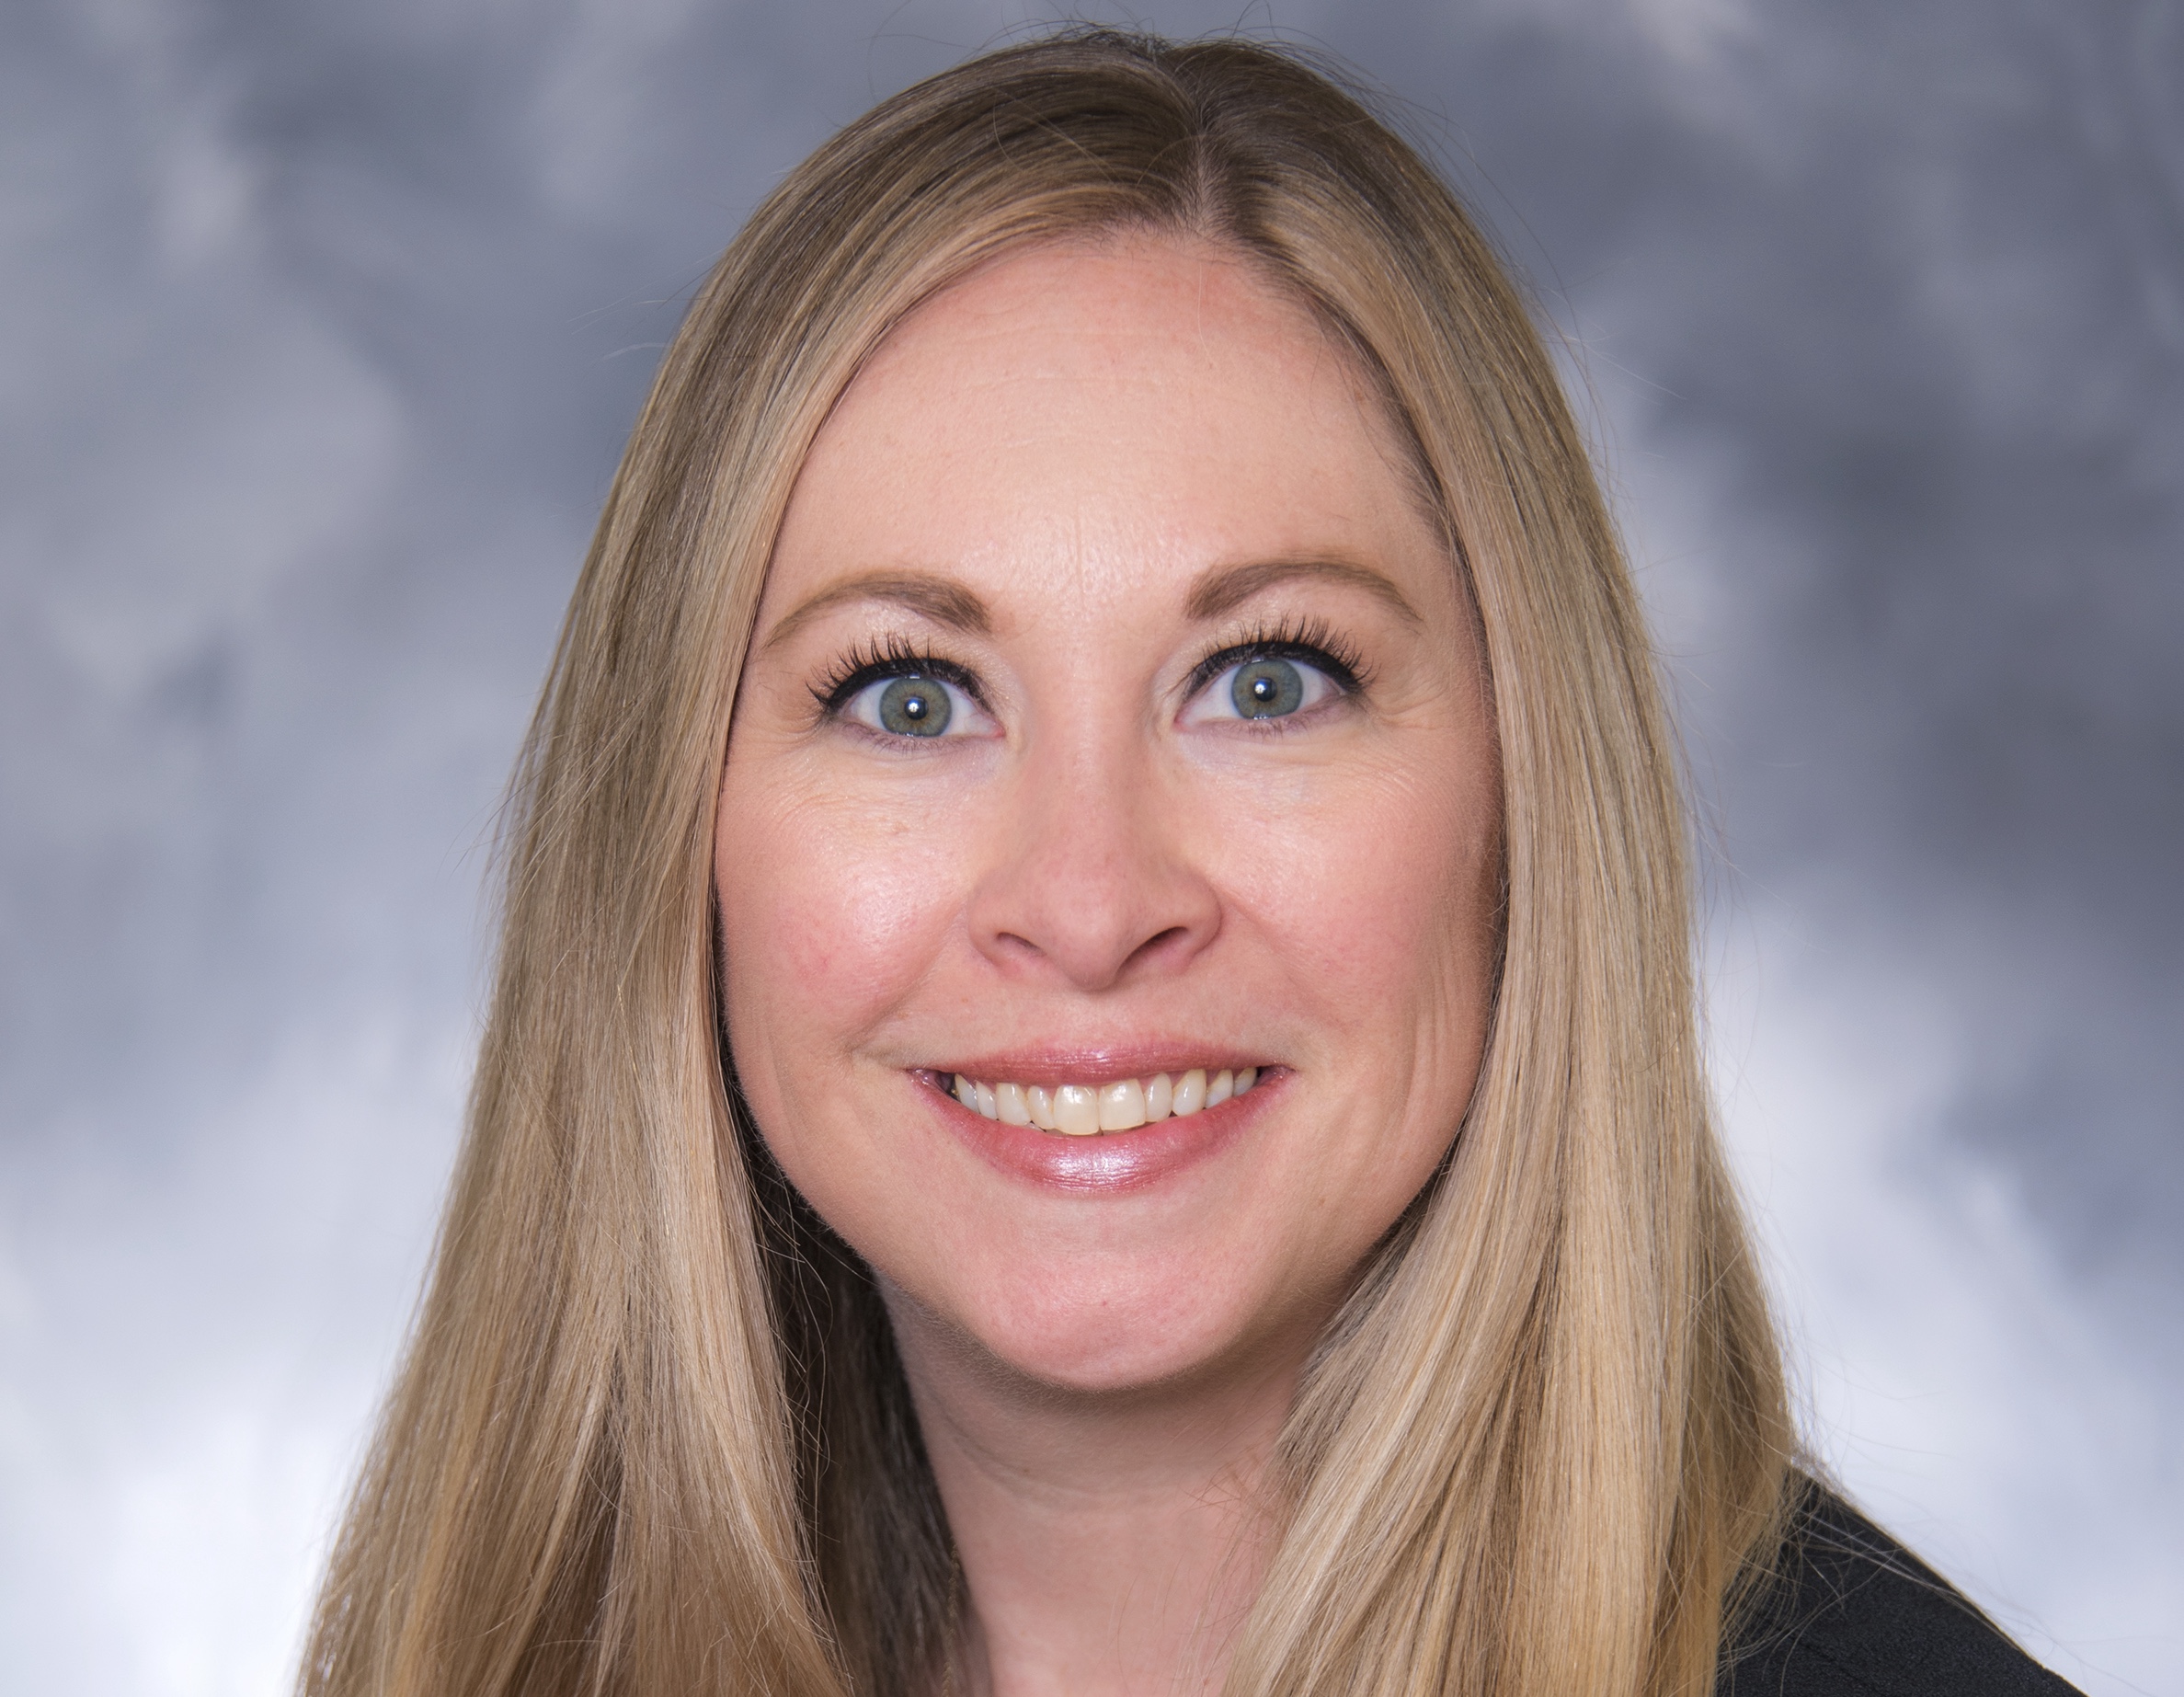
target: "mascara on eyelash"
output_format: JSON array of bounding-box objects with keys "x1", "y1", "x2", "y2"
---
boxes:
[
  {"x1": 810, "y1": 635, "x2": 984, "y2": 715},
  {"x1": 809, "y1": 620, "x2": 1367, "y2": 719},
  {"x1": 1185, "y1": 617, "x2": 1370, "y2": 697}
]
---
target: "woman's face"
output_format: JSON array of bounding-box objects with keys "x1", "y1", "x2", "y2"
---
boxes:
[{"x1": 717, "y1": 235, "x2": 1501, "y2": 1396}]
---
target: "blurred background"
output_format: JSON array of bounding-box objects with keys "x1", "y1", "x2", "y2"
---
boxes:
[{"x1": 1, "y1": 1, "x2": 2177, "y2": 1691}]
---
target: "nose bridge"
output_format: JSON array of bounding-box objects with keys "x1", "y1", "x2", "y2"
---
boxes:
[{"x1": 969, "y1": 703, "x2": 1216, "y2": 989}]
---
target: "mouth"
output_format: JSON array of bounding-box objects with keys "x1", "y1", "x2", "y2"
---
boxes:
[{"x1": 929, "y1": 1065, "x2": 1263, "y2": 1136}]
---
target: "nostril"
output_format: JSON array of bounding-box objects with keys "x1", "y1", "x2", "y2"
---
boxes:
[
  {"x1": 968, "y1": 852, "x2": 1222, "y2": 988},
  {"x1": 1125, "y1": 926, "x2": 1193, "y2": 969}
]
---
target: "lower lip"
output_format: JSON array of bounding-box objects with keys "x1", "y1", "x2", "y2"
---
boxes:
[{"x1": 923, "y1": 1072, "x2": 1279, "y2": 1194}]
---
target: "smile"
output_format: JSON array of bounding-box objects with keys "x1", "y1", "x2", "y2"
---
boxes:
[{"x1": 941, "y1": 1067, "x2": 1261, "y2": 1135}]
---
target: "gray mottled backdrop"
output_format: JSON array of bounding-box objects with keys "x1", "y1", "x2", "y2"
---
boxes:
[{"x1": 2, "y1": 2, "x2": 2177, "y2": 1691}]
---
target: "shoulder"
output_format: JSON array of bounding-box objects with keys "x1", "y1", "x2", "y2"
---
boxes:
[{"x1": 1717, "y1": 1478, "x2": 2082, "y2": 1697}]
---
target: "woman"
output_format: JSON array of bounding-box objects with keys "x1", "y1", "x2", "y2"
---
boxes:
[{"x1": 301, "y1": 31, "x2": 2076, "y2": 1697}]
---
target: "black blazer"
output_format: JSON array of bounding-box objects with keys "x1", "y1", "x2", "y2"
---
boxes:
[{"x1": 1718, "y1": 1479, "x2": 2081, "y2": 1695}]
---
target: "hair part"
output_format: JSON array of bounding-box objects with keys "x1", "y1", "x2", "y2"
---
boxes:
[{"x1": 301, "y1": 29, "x2": 1792, "y2": 1697}]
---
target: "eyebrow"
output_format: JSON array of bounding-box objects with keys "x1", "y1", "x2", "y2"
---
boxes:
[
  {"x1": 1185, "y1": 557, "x2": 1423, "y2": 626},
  {"x1": 763, "y1": 570, "x2": 993, "y2": 649}
]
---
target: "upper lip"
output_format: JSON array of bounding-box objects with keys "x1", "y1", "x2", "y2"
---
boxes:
[{"x1": 925, "y1": 1045, "x2": 1272, "y2": 1086}]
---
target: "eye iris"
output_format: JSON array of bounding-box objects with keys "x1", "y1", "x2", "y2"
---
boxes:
[
  {"x1": 878, "y1": 675, "x2": 951, "y2": 737},
  {"x1": 1231, "y1": 658, "x2": 1304, "y2": 718}
]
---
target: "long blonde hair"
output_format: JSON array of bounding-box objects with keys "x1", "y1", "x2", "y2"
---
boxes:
[{"x1": 301, "y1": 30, "x2": 1791, "y2": 1697}]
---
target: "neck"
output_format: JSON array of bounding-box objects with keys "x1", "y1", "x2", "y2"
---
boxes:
[{"x1": 882, "y1": 1292, "x2": 1308, "y2": 1697}]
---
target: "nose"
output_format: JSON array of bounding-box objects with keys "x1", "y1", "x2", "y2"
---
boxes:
[{"x1": 966, "y1": 734, "x2": 1221, "y2": 992}]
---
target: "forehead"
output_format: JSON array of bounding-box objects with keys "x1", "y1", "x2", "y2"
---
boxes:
[{"x1": 766, "y1": 234, "x2": 1445, "y2": 621}]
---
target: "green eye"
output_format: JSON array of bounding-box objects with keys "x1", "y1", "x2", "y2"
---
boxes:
[
  {"x1": 876, "y1": 675, "x2": 953, "y2": 737},
  {"x1": 1230, "y1": 658, "x2": 1305, "y2": 718}
]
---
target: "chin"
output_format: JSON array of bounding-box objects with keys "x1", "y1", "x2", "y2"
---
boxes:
[{"x1": 891, "y1": 1243, "x2": 1310, "y2": 1401}]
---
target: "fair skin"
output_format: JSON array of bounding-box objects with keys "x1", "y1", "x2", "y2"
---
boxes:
[{"x1": 716, "y1": 235, "x2": 1502, "y2": 1696}]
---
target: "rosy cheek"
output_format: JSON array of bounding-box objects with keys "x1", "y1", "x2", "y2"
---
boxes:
[
  {"x1": 1224, "y1": 774, "x2": 1487, "y2": 1014},
  {"x1": 721, "y1": 791, "x2": 967, "y2": 1048}
]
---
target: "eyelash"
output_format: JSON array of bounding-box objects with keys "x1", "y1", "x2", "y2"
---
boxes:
[
  {"x1": 807, "y1": 617, "x2": 1369, "y2": 722},
  {"x1": 1183, "y1": 616, "x2": 1370, "y2": 702},
  {"x1": 810, "y1": 633, "x2": 987, "y2": 718}
]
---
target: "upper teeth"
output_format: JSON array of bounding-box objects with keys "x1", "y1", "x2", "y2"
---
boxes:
[{"x1": 948, "y1": 1067, "x2": 1259, "y2": 1135}]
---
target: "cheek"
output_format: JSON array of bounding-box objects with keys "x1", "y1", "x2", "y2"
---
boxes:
[
  {"x1": 1221, "y1": 749, "x2": 1499, "y2": 1039},
  {"x1": 714, "y1": 763, "x2": 965, "y2": 1073}
]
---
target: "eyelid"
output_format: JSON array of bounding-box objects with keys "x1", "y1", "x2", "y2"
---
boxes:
[
  {"x1": 810, "y1": 634, "x2": 989, "y2": 717},
  {"x1": 1182, "y1": 618, "x2": 1368, "y2": 702}
]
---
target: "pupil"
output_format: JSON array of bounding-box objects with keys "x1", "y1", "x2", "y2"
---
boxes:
[
  {"x1": 878, "y1": 675, "x2": 951, "y2": 737},
  {"x1": 1231, "y1": 657, "x2": 1304, "y2": 719}
]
